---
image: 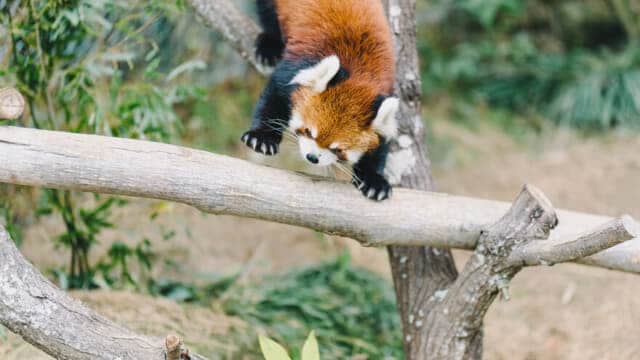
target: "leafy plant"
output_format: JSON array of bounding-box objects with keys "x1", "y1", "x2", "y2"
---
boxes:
[
  {"x1": 259, "y1": 331, "x2": 320, "y2": 360},
  {"x1": 0, "y1": 203, "x2": 23, "y2": 247},
  {"x1": 419, "y1": 0, "x2": 640, "y2": 130},
  {"x1": 457, "y1": 0, "x2": 523, "y2": 28},
  {"x1": 222, "y1": 253, "x2": 403, "y2": 359},
  {"x1": 1, "y1": 0, "x2": 203, "y2": 289}
]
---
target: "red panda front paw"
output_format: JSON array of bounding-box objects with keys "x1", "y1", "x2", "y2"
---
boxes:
[
  {"x1": 241, "y1": 130, "x2": 281, "y2": 156},
  {"x1": 352, "y1": 173, "x2": 392, "y2": 201},
  {"x1": 255, "y1": 33, "x2": 284, "y2": 67}
]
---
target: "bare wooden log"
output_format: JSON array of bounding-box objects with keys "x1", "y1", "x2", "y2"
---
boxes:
[
  {"x1": 423, "y1": 185, "x2": 558, "y2": 358},
  {"x1": 0, "y1": 87, "x2": 25, "y2": 120},
  {"x1": 0, "y1": 225, "x2": 208, "y2": 360},
  {"x1": 0, "y1": 126, "x2": 638, "y2": 273}
]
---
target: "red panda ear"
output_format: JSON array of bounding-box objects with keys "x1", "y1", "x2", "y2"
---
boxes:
[
  {"x1": 371, "y1": 97, "x2": 399, "y2": 139},
  {"x1": 289, "y1": 56, "x2": 341, "y2": 93}
]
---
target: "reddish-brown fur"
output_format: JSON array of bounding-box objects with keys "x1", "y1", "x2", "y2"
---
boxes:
[{"x1": 275, "y1": 0, "x2": 396, "y2": 153}]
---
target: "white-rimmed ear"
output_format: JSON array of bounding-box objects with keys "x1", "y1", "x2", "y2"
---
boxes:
[
  {"x1": 289, "y1": 55, "x2": 341, "y2": 93},
  {"x1": 372, "y1": 97, "x2": 399, "y2": 139}
]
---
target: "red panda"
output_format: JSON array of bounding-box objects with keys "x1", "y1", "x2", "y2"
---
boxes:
[{"x1": 242, "y1": 0, "x2": 399, "y2": 201}]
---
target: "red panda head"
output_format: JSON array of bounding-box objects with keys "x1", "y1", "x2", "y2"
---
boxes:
[{"x1": 288, "y1": 56, "x2": 399, "y2": 166}]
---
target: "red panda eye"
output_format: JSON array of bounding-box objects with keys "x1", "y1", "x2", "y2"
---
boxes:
[
  {"x1": 304, "y1": 128, "x2": 312, "y2": 138},
  {"x1": 330, "y1": 148, "x2": 343, "y2": 155}
]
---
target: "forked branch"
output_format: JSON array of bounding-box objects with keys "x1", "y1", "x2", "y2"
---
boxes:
[{"x1": 423, "y1": 185, "x2": 558, "y2": 358}]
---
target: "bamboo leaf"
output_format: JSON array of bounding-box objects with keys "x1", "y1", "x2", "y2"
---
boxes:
[
  {"x1": 301, "y1": 331, "x2": 320, "y2": 360},
  {"x1": 258, "y1": 335, "x2": 292, "y2": 360}
]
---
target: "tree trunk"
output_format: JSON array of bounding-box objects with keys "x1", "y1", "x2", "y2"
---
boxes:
[{"x1": 385, "y1": 0, "x2": 463, "y2": 357}]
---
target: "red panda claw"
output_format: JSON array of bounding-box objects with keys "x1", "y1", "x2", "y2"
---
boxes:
[{"x1": 367, "y1": 188, "x2": 376, "y2": 199}]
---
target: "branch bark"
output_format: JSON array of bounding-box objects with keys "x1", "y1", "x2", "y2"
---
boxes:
[
  {"x1": 186, "y1": 0, "x2": 270, "y2": 75},
  {"x1": 507, "y1": 215, "x2": 640, "y2": 267},
  {"x1": 423, "y1": 185, "x2": 558, "y2": 358},
  {"x1": 0, "y1": 225, "x2": 207, "y2": 360},
  {"x1": 0, "y1": 126, "x2": 637, "y2": 273}
]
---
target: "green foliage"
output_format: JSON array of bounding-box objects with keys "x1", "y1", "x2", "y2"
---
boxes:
[
  {"x1": 456, "y1": 0, "x2": 523, "y2": 28},
  {"x1": 39, "y1": 191, "x2": 156, "y2": 290},
  {"x1": 1, "y1": 0, "x2": 204, "y2": 289},
  {"x1": 471, "y1": 43, "x2": 640, "y2": 130},
  {"x1": 222, "y1": 253, "x2": 402, "y2": 359},
  {"x1": 0, "y1": 204, "x2": 22, "y2": 247},
  {"x1": 420, "y1": 0, "x2": 640, "y2": 130}
]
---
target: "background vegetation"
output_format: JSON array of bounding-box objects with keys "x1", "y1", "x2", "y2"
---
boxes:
[{"x1": 1, "y1": 0, "x2": 638, "y2": 358}]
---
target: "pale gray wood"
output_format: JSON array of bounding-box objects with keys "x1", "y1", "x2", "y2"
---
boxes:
[
  {"x1": 0, "y1": 87, "x2": 25, "y2": 120},
  {"x1": 0, "y1": 126, "x2": 637, "y2": 273},
  {"x1": 384, "y1": 0, "x2": 461, "y2": 357},
  {"x1": 422, "y1": 185, "x2": 558, "y2": 358},
  {"x1": 0, "y1": 225, "x2": 208, "y2": 360},
  {"x1": 508, "y1": 215, "x2": 640, "y2": 267}
]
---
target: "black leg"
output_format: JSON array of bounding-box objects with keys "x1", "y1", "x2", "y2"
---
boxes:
[
  {"x1": 352, "y1": 140, "x2": 392, "y2": 201},
  {"x1": 243, "y1": 59, "x2": 321, "y2": 155},
  {"x1": 242, "y1": 76, "x2": 287, "y2": 155},
  {"x1": 242, "y1": 60, "x2": 303, "y2": 155},
  {"x1": 255, "y1": 0, "x2": 285, "y2": 66}
]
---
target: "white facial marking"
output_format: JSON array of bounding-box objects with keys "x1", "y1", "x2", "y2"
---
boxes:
[
  {"x1": 289, "y1": 55, "x2": 341, "y2": 93},
  {"x1": 298, "y1": 137, "x2": 337, "y2": 166},
  {"x1": 372, "y1": 97, "x2": 399, "y2": 139},
  {"x1": 310, "y1": 127, "x2": 318, "y2": 139},
  {"x1": 329, "y1": 142, "x2": 340, "y2": 149},
  {"x1": 289, "y1": 112, "x2": 303, "y2": 133}
]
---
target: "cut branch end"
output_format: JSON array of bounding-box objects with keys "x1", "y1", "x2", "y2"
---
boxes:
[{"x1": 0, "y1": 87, "x2": 25, "y2": 120}]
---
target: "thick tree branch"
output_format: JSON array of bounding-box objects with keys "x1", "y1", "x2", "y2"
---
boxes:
[
  {"x1": 0, "y1": 126, "x2": 637, "y2": 273},
  {"x1": 186, "y1": 0, "x2": 270, "y2": 75},
  {"x1": 0, "y1": 225, "x2": 207, "y2": 360},
  {"x1": 0, "y1": 87, "x2": 25, "y2": 120}
]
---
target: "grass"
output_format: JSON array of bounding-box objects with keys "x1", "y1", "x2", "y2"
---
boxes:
[{"x1": 215, "y1": 253, "x2": 403, "y2": 359}]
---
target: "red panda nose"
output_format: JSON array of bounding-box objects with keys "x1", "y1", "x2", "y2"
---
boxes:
[{"x1": 306, "y1": 154, "x2": 319, "y2": 164}]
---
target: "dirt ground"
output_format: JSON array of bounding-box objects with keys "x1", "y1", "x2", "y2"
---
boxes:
[{"x1": 1, "y1": 124, "x2": 639, "y2": 359}]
